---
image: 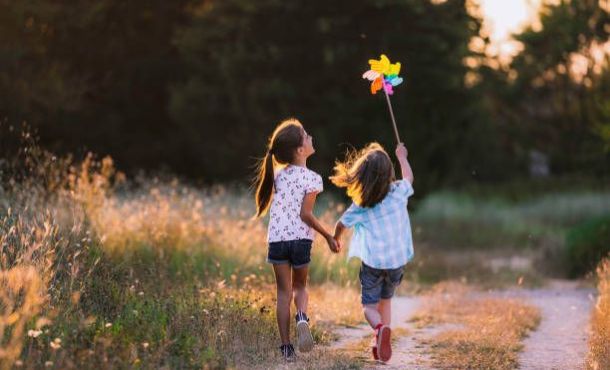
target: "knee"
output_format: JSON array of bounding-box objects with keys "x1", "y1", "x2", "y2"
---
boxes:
[
  {"x1": 277, "y1": 288, "x2": 292, "y2": 303},
  {"x1": 362, "y1": 303, "x2": 378, "y2": 313},
  {"x1": 292, "y1": 281, "x2": 307, "y2": 293}
]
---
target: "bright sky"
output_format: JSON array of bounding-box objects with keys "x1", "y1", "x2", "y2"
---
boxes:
[{"x1": 477, "y1": 0, "x2": 544, "y2": 60}]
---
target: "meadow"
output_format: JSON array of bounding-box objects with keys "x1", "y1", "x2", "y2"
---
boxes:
[
  {"x1": 0, "y1": 147, "x2": 363, "y2": 369},
  {"x1": 0, "y1": 144, "x2": 608, "y2": 369}
]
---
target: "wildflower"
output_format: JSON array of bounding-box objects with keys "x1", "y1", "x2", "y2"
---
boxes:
[
  {"x1": 28, "y1": 329, "x2": 43, "y2": 338},
  {"x1": 105, "y1": 323, "x2": 112, "y2": 328},
  {"x1": 49, "y1": 338, "x2": 62, "y2": 350}
]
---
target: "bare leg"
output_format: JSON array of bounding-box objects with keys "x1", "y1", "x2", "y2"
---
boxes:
[
  {"x1": 273, "y1": 264, "x2": 292, "y2": 344},
  {"x1": 378, "y1": 298, "x2": 392, "y2": 326},
  {"x1": 363, "y1": 303, "x2": 382, "y2": 329},
  {"x1": 292, "y1": 266, "x2": 309, "y2": 313}
]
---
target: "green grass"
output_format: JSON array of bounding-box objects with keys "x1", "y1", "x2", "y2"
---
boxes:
[
  {"x1": 2, "y1": 144, "x2": 607, "y2": 369},
  {"x1": 413, "y1": 190, "x2": 610, "y2": 250}
]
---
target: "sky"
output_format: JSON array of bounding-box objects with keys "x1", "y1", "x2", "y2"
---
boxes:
[{"x1": 477, "y1": 0, "x2": 544, "y2": 60}]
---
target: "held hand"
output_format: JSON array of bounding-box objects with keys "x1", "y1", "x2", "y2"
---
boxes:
[
  {"x1": 326, "y1": 235, "x2": 340, "y2": 253},
  {"x1": 395, "y1": 142, "x2": 408, "y2": 160},
  {"x1": 333, "y1": 237, "x2": 342, "y2": 253}
]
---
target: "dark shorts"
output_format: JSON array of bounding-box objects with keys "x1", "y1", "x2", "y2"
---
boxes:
[
  {"x1": 359, "y1": 263, "x2": 404, "y2": 305},
  {"x1": 267, "y1": 239, "x2": 312, "y2": 269}
]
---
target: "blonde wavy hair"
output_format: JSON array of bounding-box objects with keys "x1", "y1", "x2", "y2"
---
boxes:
[{"x1": 330, "y1": 142, "x2": 395, "y2": 208}]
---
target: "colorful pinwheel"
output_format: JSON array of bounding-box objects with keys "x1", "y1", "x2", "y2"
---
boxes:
[
  {"x1": 362, "y1": 54, "x2": 404, "y2": 143},
  {"x1": 362, "y1": 54, "x2": 403, "y2": 95}
]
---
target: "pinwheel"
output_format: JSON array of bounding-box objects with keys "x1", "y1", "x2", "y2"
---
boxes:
[{"x1": 362, "y1": 54, "x2": 404, "y2": 143}]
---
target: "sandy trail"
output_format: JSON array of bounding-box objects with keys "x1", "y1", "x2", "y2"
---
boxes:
[{"x1": 331, "y1": 280, "x2": 595, "y2": 370}]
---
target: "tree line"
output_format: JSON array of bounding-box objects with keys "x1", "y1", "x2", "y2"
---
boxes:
[{"x1": 1, "y1": 0, "x2": 608, "y2": 190}]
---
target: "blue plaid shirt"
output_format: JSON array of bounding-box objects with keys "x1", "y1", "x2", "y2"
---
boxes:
[{"x1": 340, "y1": 179, "x2": 415, "y2": 269}]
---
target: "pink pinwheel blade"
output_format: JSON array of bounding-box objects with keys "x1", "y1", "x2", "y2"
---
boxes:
[{"x1": 383, "y1": 80, "x2": 394, "y2": 95}]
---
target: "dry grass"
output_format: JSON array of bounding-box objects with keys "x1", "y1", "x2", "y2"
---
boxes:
[
  {"x1": 0, "y1": 142, "x2": 365, "y2": 369},
  {"x1": 0, "y1": 266, "x2": 45, "y2": 370},
  {"x1": 588, "y1": 258, "x2": 610, "y2": 370},
  {"x1": 413, "y1": 281, "x2": 540, "y2": 370},
  {"x1": 309, "y1": 284, "x2": 362, "y2": 329}
]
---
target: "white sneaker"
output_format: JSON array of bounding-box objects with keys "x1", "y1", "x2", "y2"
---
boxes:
[{"x1": 295, "y1": 311, "x2": 314, "y2": 352}]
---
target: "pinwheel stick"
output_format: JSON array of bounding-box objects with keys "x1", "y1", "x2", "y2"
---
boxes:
[{"x1": 383, "y1": 88, "x2": 401, "y2": 144}]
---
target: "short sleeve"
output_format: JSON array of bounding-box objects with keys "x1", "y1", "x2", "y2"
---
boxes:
[
  {"x1": 305, "y1": 172, "x2": 323, "y2": 194},
  {"x1": 340, "y1": 203, "x2": 362, "y2": 227},
  {"x1": 395, "y1": 179, "x2": 414, "y2": 198}
]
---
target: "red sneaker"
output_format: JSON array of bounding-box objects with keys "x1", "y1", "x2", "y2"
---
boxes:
[
  {"x1": 371, "y1": 337, "x2": 379, "y2": 360},
  {"x1": 376, "y1": 325, "x2": 392, "y2": 362}
]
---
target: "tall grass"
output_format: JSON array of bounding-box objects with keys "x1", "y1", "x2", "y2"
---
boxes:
[
  {"x1": 0, "y1": 140, "x2": 362, "y2": 369},
  {"x1": 414, "y1": 191, "x2": 610, "y2": 249},
  {"x1": 588, "y1": 258, "x2": 610, "y2": 370}
]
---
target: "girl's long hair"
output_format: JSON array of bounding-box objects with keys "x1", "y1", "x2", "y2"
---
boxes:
[
  {"x1": 253, "y1": 118, "x2": 304, "y2": 218},
  {"x1": 330, "y1": 142, "x2": 395, "y2": 208}
]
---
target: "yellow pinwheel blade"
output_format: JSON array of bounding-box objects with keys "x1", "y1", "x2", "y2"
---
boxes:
[
  {"x1": 368, "y1": 54, "x2": 390, "y2": 74},
  {"x1": 388, "y1": 62, "x2": 401, "y2": 76}
]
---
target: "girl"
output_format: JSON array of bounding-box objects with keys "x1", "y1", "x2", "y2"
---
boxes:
[
  {"x1": 254, "y1": 118, "x2": 339, "y2": 362},
  {"x1": 331, "y1": 142, "x2": 414, "y2": 363}
]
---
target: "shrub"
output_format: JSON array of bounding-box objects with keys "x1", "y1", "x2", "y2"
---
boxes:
[{"x1": 564, "y1": 215, "x2": 610, "y2": 277}]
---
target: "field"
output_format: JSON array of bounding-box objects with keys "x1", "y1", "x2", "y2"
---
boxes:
[{"x1": 0, "y1": 148, "x2": 608, "y2": 369}]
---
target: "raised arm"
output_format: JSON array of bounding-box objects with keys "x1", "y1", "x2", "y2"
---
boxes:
[{"x1": 395, "y1": 143, "x2": 414, "y2": 184}]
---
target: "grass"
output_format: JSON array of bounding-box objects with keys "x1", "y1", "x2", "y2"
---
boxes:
[
  {"x1": 0, "y1": 137, "x2": 604, "y2": 368},
  {"x1": 0, "y1": 145, "x2": 363, "y2": 369},
  {"x1": 587, "y1": 257, "x2": 610, "y2": 370},
  {"x1": 413, "y1": 190, "x2": 610, "y2": 250},
  {"x1": 412, "y1": 281, "x2": 541, "y2": 370}
]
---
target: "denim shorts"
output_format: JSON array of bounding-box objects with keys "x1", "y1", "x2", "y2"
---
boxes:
[
  {"x1": 359, "y1": 263, "x2": 404, "y2": 305},
  {"x1": 267, "y1": 239, "x2": 312, "y2": 269}
]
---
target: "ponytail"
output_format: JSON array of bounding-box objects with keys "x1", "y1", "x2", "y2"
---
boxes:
[
  {"x1": 254, "y1": 151, "x2": 275, "y2": 218},
  {"x1": 253, "y1": 118, "x2": 304, "y2": 218}
]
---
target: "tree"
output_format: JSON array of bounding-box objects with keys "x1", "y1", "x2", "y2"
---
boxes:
[
  {"x1": 505, "y1": 0, "x2": 610, "y2": 175},
  {"x1": 0, "y1": 0, "x2": 193, "y2": 171},
  {"x1": 171, "y1": 0, "x2": 501, "y2": 186}
]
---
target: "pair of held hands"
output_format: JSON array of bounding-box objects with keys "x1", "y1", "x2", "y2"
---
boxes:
[
  {"x1": 324, "y1": 143, "x2": 409, "y2": 254},
  {"x1": 327, "y1": 236, "x2": 342, "y2": 253}
]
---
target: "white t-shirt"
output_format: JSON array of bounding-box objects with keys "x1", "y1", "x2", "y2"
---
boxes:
[{"x1": 267, "y1": 165, "x2": 323, "y2": 243}]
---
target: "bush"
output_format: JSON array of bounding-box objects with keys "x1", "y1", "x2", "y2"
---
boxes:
[{"x1": 564, "y1": 215, "x2": 610, "y2": 277}]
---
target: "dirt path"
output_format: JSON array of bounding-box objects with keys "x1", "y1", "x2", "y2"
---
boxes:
[
  {"x1": 496, "y1": 280, "x2": 595, "y2": 370},
  {"x1": 332, "y1": 295, "x2": 435, "y2": 369},
  {"x1": 331, "y1": 280, "x2": 595, "y2": 369}
]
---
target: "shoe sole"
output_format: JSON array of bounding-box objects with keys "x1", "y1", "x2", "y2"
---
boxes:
[
  {"x1": 377, "y1": 326, "x2": 392, "y2": 362},
  {"x1": 296, "y1": 321, "x2": 314, "y2": 352}
]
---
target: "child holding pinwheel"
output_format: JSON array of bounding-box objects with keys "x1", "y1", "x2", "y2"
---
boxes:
[
  {"x1": 331, "y1": 141, "x2": 415, "y2": 363},
  {"x1": 330, "y1": 54, "x2": 414, "y2": 363},
  {"x1": 253, "y1": 118, "x2": 340, "y2": 362}
]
